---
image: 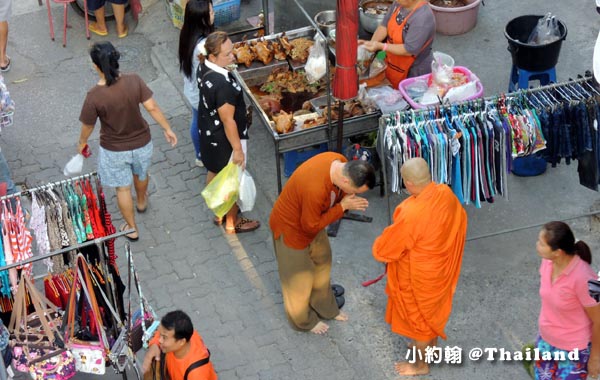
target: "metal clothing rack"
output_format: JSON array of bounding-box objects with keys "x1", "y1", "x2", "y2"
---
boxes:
[
  {"x1": 0, "y1": 171, "x2": 135, "y2": 272},
  {"x1": 0, "y1": 171, "x2": 138, "y2": 378},
  {"x1": 378, "y1": 75, "x2": 599, "y2": 224},
  {"x1": 0, "y1": 171, "x2": 98, "y2": 202}
]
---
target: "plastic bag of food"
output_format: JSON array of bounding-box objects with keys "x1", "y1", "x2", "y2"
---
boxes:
[
  {"x1": 357, "y1": 46, "x2": 374, "y2": 78},
  {"x1": 63, "y1": 154, "x2": 84, "y2": 177},
  {"x1": 238, "y1": 170, "x2": 256, "y2": 212},
  {"x1": 368, "y1": 55, "x2": 387, "y2": 78},
  {"x1": 431, "y1": 51, "x2": 455, "y2": 88},
  {"x1": 201, "y1": 162, "x2": 241, "y2": 218},
  {"x1": 527, "y1": 13, "x2": 560, "y2": 45},
  {"x1": 305, "y1": 37, "x2": 327, "y2": 83}
]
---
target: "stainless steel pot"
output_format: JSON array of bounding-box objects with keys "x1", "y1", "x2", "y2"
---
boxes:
[
  {"x1": 314, "y1": 10, "x2": 336, "y2": 37},
  {"x1": 359, "y1": 1, "x2": 393, "y2": 34}
]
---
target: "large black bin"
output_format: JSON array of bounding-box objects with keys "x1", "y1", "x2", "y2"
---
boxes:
[{"x1": 504, "y1": 15, "x2": 567, "y2": 72}]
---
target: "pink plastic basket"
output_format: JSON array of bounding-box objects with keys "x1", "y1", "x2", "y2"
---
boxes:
[{"x1": 398, "y1": 66, "x2": 484, "y2": 109}]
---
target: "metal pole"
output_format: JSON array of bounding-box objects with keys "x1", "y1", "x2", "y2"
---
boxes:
[{"x1": 0, "y1": 229, "x2": 135, "y2": 272}]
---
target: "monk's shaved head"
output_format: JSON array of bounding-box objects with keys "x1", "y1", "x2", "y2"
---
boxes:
[{"x1": 401, "y1": 158, "x2": 431, "y2": 186}]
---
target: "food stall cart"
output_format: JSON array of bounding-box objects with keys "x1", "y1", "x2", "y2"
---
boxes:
[{"x1": 232, "y1": 3, "x2": 384, "y2": 193}]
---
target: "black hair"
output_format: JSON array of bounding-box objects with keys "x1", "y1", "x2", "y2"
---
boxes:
[
  {"x1": 178, "y1": 0, "x2": 215, "y2": 79},
  {"x1": 344, "y1": 160, "x2": 376, "y2": 189},
  {"x1": 89, "y1": 42, "x2": 120, "y2": 86},
  {"x1": 542, "y1": 221, "x2": 592, "y2": 264},
  {"x1": 160, "y1": 310, "x2": 194, "y2": 342}
]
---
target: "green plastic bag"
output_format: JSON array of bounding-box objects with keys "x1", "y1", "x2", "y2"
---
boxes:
[{"x1": 201, "y1": 162, "x2": 241, "y2": 218}]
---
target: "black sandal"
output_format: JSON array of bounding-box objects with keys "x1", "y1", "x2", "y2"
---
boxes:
[{"x1": 119, "y1": 223, "x2": 139, "y2": 241}]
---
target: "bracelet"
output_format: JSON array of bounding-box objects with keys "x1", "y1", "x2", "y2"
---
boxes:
[{"x1": 383, "y1": 43, "x2": 388, "y2": 51}]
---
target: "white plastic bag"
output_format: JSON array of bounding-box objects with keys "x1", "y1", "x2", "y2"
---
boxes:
[
  {"x1": 305, "y1": 37, "x2": 327, "y2": 83},
  {"x1": 238, "y1": 170, "x2": 256, "y2": 212},
  {"x1": 63, "y1": 154, "x2": 84, "y2": 176},
  {"x1": 527, "y1": 13, "x2": 560, "y2": 45}
]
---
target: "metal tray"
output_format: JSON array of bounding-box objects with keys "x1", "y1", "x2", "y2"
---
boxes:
[
  {"x1": 235, "y1": 61, "x2": 289, "y2": 88},
  {"x1": 235, "y1": 26, "x2": 317, "y2": 72}
]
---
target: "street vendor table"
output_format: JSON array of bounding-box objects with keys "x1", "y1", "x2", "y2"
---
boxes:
[{"x1": 232, "y1": 25, "x2": 382, "y2": 193}]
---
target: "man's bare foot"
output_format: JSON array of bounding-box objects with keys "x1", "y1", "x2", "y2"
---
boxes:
[
  {"x1": 334, "y1": 311, "x2": 348, "y2": 321},
  {"x1": 310, "y1": 321, "x2": 329, "y2": 335},
  {"x1": 394, "y1": 361, "x2": 429, "y2": 376}
]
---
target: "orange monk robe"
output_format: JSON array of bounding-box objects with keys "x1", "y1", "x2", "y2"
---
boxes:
[{"x1": 372, "y1": 182, "x2": 467, "y2": 341}]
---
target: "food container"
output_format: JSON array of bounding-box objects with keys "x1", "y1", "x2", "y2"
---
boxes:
[
  {"x1": 314, "y1": 10, "x2": 336, "y2": 37},
  {"x1": 359, "y1": 1, "x2": 393, "y2": 33}
]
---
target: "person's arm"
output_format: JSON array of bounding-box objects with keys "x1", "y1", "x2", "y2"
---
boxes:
[
  {"x1": 142, "y1": 97, "x2": 178, "y2": 147},
  {"x1": 141, "y1": 331, "x2": 162, "y2": 374},
  {"x1": 359, "y1": 25, "x2": 411, "y2": 55},
  {"x1": 585, "y1": 303, "x2": 600, "y2": 378},
  {"x1": 217, "y1": 103, "x2": 245, "y2": 168},
  {"x1": 78, "y1": 124, "x2": 95, "y2": 154}
]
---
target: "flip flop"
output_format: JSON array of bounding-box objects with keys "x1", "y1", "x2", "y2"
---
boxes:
[
  {"x1": 0, "y1": 57, "x2": 10, "y2": 72},
  {"x1": 118, "y1": 26, "x2": 129, "y2": 38},
  {"x1": 88, "y1": 23, "x2": 108, "y2": 36},
  {"x1": 119, "y1": 223, "x2": 139, "y2": 241}
]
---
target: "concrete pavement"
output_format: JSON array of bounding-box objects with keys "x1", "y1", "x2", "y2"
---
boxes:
[{"x1": 3, "y1": 0, "x2": 600, "y2": 379}]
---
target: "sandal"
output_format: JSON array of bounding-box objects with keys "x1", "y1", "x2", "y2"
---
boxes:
[
  {"x1": 88, "y1": 23, "x2": 108, "y2": 36},
  {"x1": 225, "y1": 217, "x2": 260, "y2": 234},
  {"x1": 0, "y1": 57, "x2": 10, "y2": 72},
  {"x1": 118, "y1": 25, "x2": 129, "y2": 38},
  {"x1": 119, "y1": 223, "x2": 139, "y2": 241},
  {"x1": 213, "y1": 215, "x2": 225, "y2": 226}
]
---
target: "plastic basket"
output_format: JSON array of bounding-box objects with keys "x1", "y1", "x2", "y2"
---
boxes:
[
  {"x1": 398, "y1": 66, "x2": 484, "y2": 109},
  {"x1": 214, "y1": 0, "x2": 241, "y2": 27}
]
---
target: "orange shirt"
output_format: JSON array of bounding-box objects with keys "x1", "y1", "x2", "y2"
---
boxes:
[
  {"x1": 269, "y1": 152, "x2": 347, "y2": 249},
  {"x1": 149, "y1": 331, "x2": 217, "y2": 380},
  {"x1": 372, "y1": 182, "x2": 467, "y2": 341}
]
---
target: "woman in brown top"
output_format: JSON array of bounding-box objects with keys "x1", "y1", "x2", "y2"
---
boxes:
[{"x1": 78, "y1": 42, "x2": 177, "y2": 241}]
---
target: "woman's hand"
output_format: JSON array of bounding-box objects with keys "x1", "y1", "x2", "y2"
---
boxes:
[
  {"x1": 141, "y1": 344, "x2": 161, "y2": 374},
  {"x1": 77, "y1": 142, "x2": 87, "y2": 155},
  {"x1": 231, "y1": 148, "x2": 245, "y2": 169},
  {"x1": 163, "y1": 128, "x2": 178, "y2": 147},
  {"x1": 361, "y1": 40, "x2": 383, "y2": 53}
]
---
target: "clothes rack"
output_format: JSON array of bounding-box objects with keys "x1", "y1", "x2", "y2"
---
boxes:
[
  {"x1": 378, "y1": 75, "x2": 600, "y2": 223},
  {"x1": 0, "y1": 230, "x2": 133, "y2": 273},
  {"x1": 0, "y1": 172, "x2": 97, "y2": 202},
  {"x1": 0, "y1": 172, "x2": 132, "y2": 331}
]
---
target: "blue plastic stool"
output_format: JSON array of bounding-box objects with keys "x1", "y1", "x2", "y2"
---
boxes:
[
  {"x1": 283, "y1": 143, "x2": 328, "y2": 177},
  {"x1": 508, "y1": 65, "x2": 556, "y2": 92}
]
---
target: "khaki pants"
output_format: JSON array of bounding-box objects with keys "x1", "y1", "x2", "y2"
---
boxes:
[{"x1": 273, "y1": 230, "x2": 339, "y2": 331}]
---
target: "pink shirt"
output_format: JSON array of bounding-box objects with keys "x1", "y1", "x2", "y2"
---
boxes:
[{"x1": 539, "y1": 255, "x2": 599, "y2": 350}]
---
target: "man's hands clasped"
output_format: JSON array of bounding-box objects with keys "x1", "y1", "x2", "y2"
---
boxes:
[{"x1": 340, "y1": 194, "x2": 369, "y2": 212}]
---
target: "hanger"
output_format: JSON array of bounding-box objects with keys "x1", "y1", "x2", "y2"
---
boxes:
[
  {"x1": 583, "y1": 80, "x2": 600, "y2": 96},
  {"x1": 567, "y1": 79, "x2": 590, "y2": 98}
]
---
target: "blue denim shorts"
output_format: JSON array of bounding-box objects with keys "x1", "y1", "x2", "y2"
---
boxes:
[
  {"x1": 98, "y1": 142, "x2": 153, "y2": 187},
  {"x1": 87, "y1": 0, "x2": 128, "y2": 12}
]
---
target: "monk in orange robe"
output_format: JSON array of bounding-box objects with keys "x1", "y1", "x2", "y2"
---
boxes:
[{"x1": 372, "y1": 157, "x2": 467, "y2": 376}]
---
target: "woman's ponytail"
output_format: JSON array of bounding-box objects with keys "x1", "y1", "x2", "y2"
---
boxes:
[{"x1": 575, "y1": 240, "x2": 592, "y2": 265}]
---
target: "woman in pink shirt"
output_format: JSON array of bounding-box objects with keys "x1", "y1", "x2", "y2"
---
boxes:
[{"x1": 535, "y1": 221, "x2": 600, "y2": 380}]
